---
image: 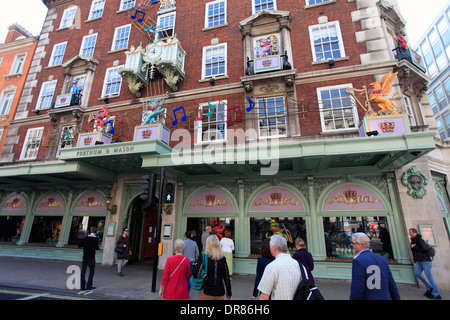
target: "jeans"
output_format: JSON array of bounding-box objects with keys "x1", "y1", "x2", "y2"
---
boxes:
[
  {"x1": 117, "y1": 259, "x2": 128, "y2": 273},
  {"x1": 414, "y1": 261, "x2": 440, "y2": 296},
  {"x1": 81, "y1": 258, "x2": 95, "y2": 290}
]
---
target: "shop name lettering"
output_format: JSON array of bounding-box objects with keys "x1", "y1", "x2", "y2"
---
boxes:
[
  {"x1": 37, "y1": 201, "x2": 63, "y2": 208},
  {"x1": 3, "y1": 201, "x2": 26, "y2": 208},
  {"x1": 75, "y1": 146, "x2": 135, "y2": 157},
  {"x1": 190, "y1": 199, "x2": 231, "y2": 207},
  {"x1": 326, "y1": 195, "x2": 379, "y2": 205},
  {"x1": 253, "y1": 197, "x2": 299, "y2": 206}
]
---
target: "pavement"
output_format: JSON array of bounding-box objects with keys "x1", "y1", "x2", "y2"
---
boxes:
[{"x1": 0, "y1": 256, "x2": 448, "y2": 300}]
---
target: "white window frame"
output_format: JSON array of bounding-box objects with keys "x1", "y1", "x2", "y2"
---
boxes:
[
  {"x1": 205, "y1": 0, "x2": 227, "y2": 29},
  {"x1": 102, "y1": 66, "x2": 124, "y2": 97},
  {"x1": 20, "y1": 127, "x2": 44, "y2": 160},
  {"x1": 316, "y1": 83, "x2": 359, "y2": 133},
  {"x1": 9, "y1": 53, "x2": 26, "y2": 75},
  {"x1": 305, "y1": 0, "x2": 333, "y2": 6},
  {"x1": 252, "y1": 0, "x2": 276, "y2": 15},
  {"x1": 202, "y1": 43, "x2": 227, "y2": 79},
  {"x1": 88, "y1": 0, "x2": 106, "y2": 20},
  {"x1": 120, "y1": 0, "x2": 136, "y2": 11},
  {"x1": 308, "y1": 21, "x2": 346, "y2": 62},
  {"x1": 197, "y1": 100, "x2": 228, "y2": 143},
  {"x1": 36, "y1": 80, "x2": 57, "y2": 110},
  {"x1": 80, "y1": 33, "x2": 98, "y2": 57},
  {"x1": 59, "y1": 7, "x2": 77, "y2": 29},
  {"x1": 111, "y1": 24, "x2": 131, "y2": 51},
  {"x1": 156, "y1": 12, "x2": 176, "y2": 40},
  {"x1": 0, "y1": 88, "x2": 16, "y2": 115},
  {"x1": 256, "y1": 96, "x2": 287, "y2": 139},
  {"x1": 49, "y1": 42, "x2": 67, "y2": 66}
]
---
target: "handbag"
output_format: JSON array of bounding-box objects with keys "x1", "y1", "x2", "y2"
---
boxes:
[
  {"x1": 115, "y1": 246, "x2": 125, "y2": 253},
  {"x1": 293, "y1": 261, "x2": 324, "y2": 300},
  {"x1": 190, "y1": 253, "x2": 208, "y2": 291}
]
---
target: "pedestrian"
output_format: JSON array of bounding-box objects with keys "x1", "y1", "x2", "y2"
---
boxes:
[
  {"x1": 201, "y1": 225, "x2": 212, "y2": 253},
  {"x1": 292, "y1": 237, "x2": 315, "y2": 284},
  {"x1": 159, "y1": 239, "x2": 191, "y2": 300},
  {"x1": 252, "y1": 238, "x2": 274, "y2": 300},
  {"x1": 116, "y1": 227, "x2": 131, "y2": 277},
  {"x1": 220, "y1": 229, "x2": 234, "y2": 277},
  {"x1": 258, "y1": 234, "x2": 301, "y2": 300},
  {"x1": 191, "y1": 230, "x2": 203, "y2": 253},
  {"x1": 349, "y1": 232, "x2": 400, "y2": 300},
  {"x1": 183, "y1": 231, "x2": 199, "y2": 292},
  {"x1": 198, "y1": 234, "x2": 232, "y2": 300},
  {"x1": 409, "y1": 228, "x2": 441, "y2": 299},
  {"x1": 78, "y1": 227, "x2": 100, "y2": 291}
]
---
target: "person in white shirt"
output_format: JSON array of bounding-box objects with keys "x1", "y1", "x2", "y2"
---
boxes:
[
  {"x1": 258, "y1": 235, "x2": 301, "y2": 300},
  {"x1": 220, "y1": 229, "x2": 234, "y2": 276}
]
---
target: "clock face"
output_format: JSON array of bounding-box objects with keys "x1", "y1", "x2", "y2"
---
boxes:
[{"x1": 145, "y1": 44, "x2": 163, "y2": 62}]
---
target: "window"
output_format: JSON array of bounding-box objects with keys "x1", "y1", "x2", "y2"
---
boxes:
[
  {"x1": 9, "y1": 53, "x2": 26, "y2": 75},
  {"x1": 257, "y1": 96, "x2": 287, "y2": 138},
  {"x1": 309, "y1": 21, "x2": 345, "y2": 62},
  {"x1": 120, "y1": 0, "x2": 136, "y2": 11},
  {"x1": 198, "y1": 101, "x2": 227, "y2": 142},
  {"x1": 317, "y1": 84, "x2": 358, "y2": 132},
  {"x1": 88, "y1": 0, "x2": 106, "y2": 20},
  {"x1": 0, "y1": 216, "x2": 25, "y2": 243},
  {"x1": 49, "y1": 42, "x2": 67, "y2": 66},
  {"x1": 435, "y1": 86, "x2": 447, "y2": 111},
  {"x1": 205, "y1": 0, "x2": 226, "y2": 28},
  {"x1": 429, "y1": 92, "x2": 438, "y2": 115},
  {"x1": 429, "y1": 29, "x2": 446, "y2": 71},
  {"x1": 36, "y1": 80, "x2": 57, "y2": 110},
  {"x1": 306, "y1": 0, "x2": 332, "y2": 5},
  {"x1": 156, "y1": 12, "x2": 176, "y2": 40},
  {"x1": 444, "y1": 112, "x2": 450, "y2": 138},
  {"x1": 403, "y1": 96, "x2": 416, "y2": 126},
  {"x1": 323, "y1": 217, "x2": 395, "y2": 261},
  {"x1": 186, "y1": 217, "x2": 234, "y2": 253},
  {"x1": 102, "y1": 66, "x2": 123, "y2": 96},
  {"x1": 29, "y1": 216, "x2": 63, "y2": 244},
  {"x1": 59, "y1": 7, "x2": 77, "y2": 29},
  {"x1": 202, "y1": 43, "x2": 227, "y2": 78},
  {"x1": 250, "y1": 217, "x2": 306, "y2": 255},
  {"x1": 252, "y1": 0, "x2": 276, "y2": 14},
  {"x1": 68, "y1": 216, "x2": 105, "y2": 246},
  {"x1": 112, "y1": 24, "x2": 131, "y2": 51},
  {"x1": 421, "y1": 40, "x2": 438, "y2": 78},
  {"x1": 80, "y1": 34, "x2": 98, "y2": 57},
  {"x1": 437, "y1": 17, "x2": 450, "y2": 60},
  {"x1": 0, "y1": 90, "x2": 15, "y2": 115},
  {"x1": 20, "y1": 127, "x2": 44, "y2": 160}
]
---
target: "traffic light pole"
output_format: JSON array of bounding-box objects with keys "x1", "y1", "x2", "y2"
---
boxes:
[{"x1": 151, "y1": 167, "x2": 165, "y2": 293}]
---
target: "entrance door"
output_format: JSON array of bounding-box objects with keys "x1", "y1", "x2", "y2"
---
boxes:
[{"x1": 141, "y1": 206, "x2": 157, "y2": 260}]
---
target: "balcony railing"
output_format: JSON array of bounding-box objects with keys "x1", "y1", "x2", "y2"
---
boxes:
[{"x1": 393, "y1": 47, "x2": 427, "y2": 73}]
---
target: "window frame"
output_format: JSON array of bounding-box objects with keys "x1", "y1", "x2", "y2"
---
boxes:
[
  {"x1": 120, "y1": 0, "x2": 136, "y2": 11},
  {"x1": 49, "y1": 42, "x2": 67, "y2": 67},
  {"x1": 88, "y1": 0, "x2": 106, "y2": 20},
  {"x1": 201, "y1": 43, "x2": 227, "y2": 79},
  {"x1": 308, "y1": 21, "x2": 346, "y2": 62},
  {"x1": 205, "y1": 0, "x2": 227, "y2": 29},
  {"x1": 316, "y1": 83, "x2": 359, "y2": 133},
  {"x1": 156, "y1": 12, "x2": 176, "y2": 40},
  {"x1": 305, "y1": 0, "x2": 333, "y2": 6},
  {"x1": 252, "y1": 0, "x2": 276, "y2": 15},
  {"x1": 111, "y1": 24, "x2": 131, "y2": 51},
  {"x1": 197, "y1": 100, "x2": 228, "y2": 144},
  {"x1": 101, "y1": 66, "x2": 124, "y2": 97},
  {"x1": 0, "y1": 88, "x2": 16, "y2": 115},
  {"x1": 20, "y1": 127, "x2": 44, "y2": 160},
  {"x1": 59, "y1": 6, "x2": 77, "y2": 29},
  {"x1": 256, "y1": 96, "x2": 288, "y2": 139},
  {"x1": 36, "y1": 80, "x2": 57, "y2": 110},
  {"x1": 80, "y1": 33, "x2": 98, "y2": 57},
  {"x1": 9, "y1": 53, "x2": 26, "y2": 75}
]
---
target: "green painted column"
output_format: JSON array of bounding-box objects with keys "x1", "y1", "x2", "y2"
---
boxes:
[
  {"x1": 236, "y1": 179, "x2": 250, "y2": 258},
  {"x1": 307, "y1": 176, "x2": 326, "y2": 260},
  {"x1": 17, "y1": 192, "x2": 36, "y2": 245}
]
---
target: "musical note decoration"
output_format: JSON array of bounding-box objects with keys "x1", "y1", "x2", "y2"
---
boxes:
[
  {"x1": 207, "y1": 102, "x2": 215, "y2": 117},
  {"x1": 172, "y1": 106, "x2": 187, "y2": 126},
  {"x1": 227, "y1": 106, "x2": 242, "y2": 125},
  {"x1": 131, "y1": 10, "x2": 146, "y2": 23},
  {"x1": 246, "y1": 97, "x2": 255, "y2": 112}
]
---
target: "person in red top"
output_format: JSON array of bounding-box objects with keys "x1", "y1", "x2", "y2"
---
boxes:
[{"x1": 159, "y1": 239, "x2": 191, "y2": 300}]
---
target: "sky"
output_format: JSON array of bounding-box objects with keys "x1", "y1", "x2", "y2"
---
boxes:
[{"x1": 0, "y1": 0, "x2": 448, "y2": 48}]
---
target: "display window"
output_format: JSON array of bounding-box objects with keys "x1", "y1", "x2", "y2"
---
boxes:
[
  {"x1": 250, "y1": 217, "x2": 306, "y2": 256},
  {"x1": 0, "y1": 216, "x2": 25, "y2": 243},
  {"x1": 68, "y1": 216, "x2": 106, "y2": 246},
  {"x1": 323, "y1": 216, "x2": 395, "y2": 262},
  {"x1": 186, "y1": 217, "x2": 234, "y2": 253},
  {"x1": 29, "y1": 216, "x2": 63, "y2": 244}
]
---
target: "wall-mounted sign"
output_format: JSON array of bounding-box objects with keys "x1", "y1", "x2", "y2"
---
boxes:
[
  {"x1": 253, "y1": 34, "x2": 282, "y2": 74},
  {"x1": 249, "y1": 186, "x2": 305, "y2": 213},
  {"x1": 35, "y1": 193, "x2": 64, "y2": 212},
  {"x1": 359, "y1": 114, "x2": 410, "y2": 137},
  {"x1": 321, "y1": 183, "x2": 386, "y2": 212},
  {"x1": 187, "y1": 189, "x2": 235, "y2": 213},
  {"x1": 402, "y1": 166, "x2": 428, "y2": 199},
  {"x1": 73, "y1": 192, "x2": 106, "y2": 213},
  {"x1": 1, "y1": 194, "x2": 27, "y2": 212}
]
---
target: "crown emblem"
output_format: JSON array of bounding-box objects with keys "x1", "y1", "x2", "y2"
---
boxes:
[
  {"x1": 344, "y1": 190, "x2": 357, "y2": 200},
  {"x1": 142, "y1": 129, "x2": 152, "y2": 139},
  {"x1": 48, "y1": 198, "x2": 55, "y2": 205},
  {"x1": 262, "y1": 59, "x2": 272, "y2": 67},
  {"x1": 379, "y1": 121, "x2": 395, "y2": 133},
  {"x1": 84, "y1": 137, "x2": 92, "y2": 145},
  {"x1": 205, "y1": 194, "x2": 215, "y2": 202}
]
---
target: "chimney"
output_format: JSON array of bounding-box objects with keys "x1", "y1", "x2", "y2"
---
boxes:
[{"x1": 5, "y1": 23, "x2": 33, "y2": 43}]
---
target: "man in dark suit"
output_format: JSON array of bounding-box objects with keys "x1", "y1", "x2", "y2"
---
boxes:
[
  {"x1": 79, "y1": 227, "x2": 100, "y2": 291},
  {"x1": 350, "y1": 232, "x2": 400, "y2": 300}
]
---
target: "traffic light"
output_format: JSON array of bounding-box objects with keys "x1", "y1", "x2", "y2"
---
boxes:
[
  {"x1": 163, "y1": 182, "x2": 175, "y2": 203},
  {"x1": 140, "y1": 173, "x2": 157, "y2": 204}
]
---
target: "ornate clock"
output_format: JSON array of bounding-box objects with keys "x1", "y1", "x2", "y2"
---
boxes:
[{"x1": 144, "y1": 43, "x2": 163, "y2": 63}]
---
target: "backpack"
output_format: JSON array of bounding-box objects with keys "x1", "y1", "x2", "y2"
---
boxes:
[
  {"x1": 422, "y1": 241, "x2": 436, "y2": 260},
  {"x1": 190, "y1": 253, "x2": 208, "y2": 291},
  {"x1": 293, "y1": 261, "x2": 324, "y2": 300}
]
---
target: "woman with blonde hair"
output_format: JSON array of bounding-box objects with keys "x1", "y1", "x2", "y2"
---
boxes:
[
  {"x1": 197, "y1": 235, "x2": 232, "y2": 300},
  {"x1": 159, "y1": 239, "x2": 191, "y2": 300}
]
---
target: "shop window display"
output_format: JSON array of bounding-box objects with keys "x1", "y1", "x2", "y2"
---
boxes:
[
  {"x1": 29, "y1": 216, "x2": 63, "y2": 244},
  {"x1": 250, "y1": 217, "x2": 306, "y2": 256},
  {"x1": 186, "y1": 217, "x2": 234, "y2": 252},
  {"x1": 68, "y1": 216, "x2": 106, "y2": 246},
  {"x1": 323, "y1": 216, "x2": 395, "y2": 262},
  {"x1": 0, "y1": 216, "x2": 25, "y2": 242}
]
